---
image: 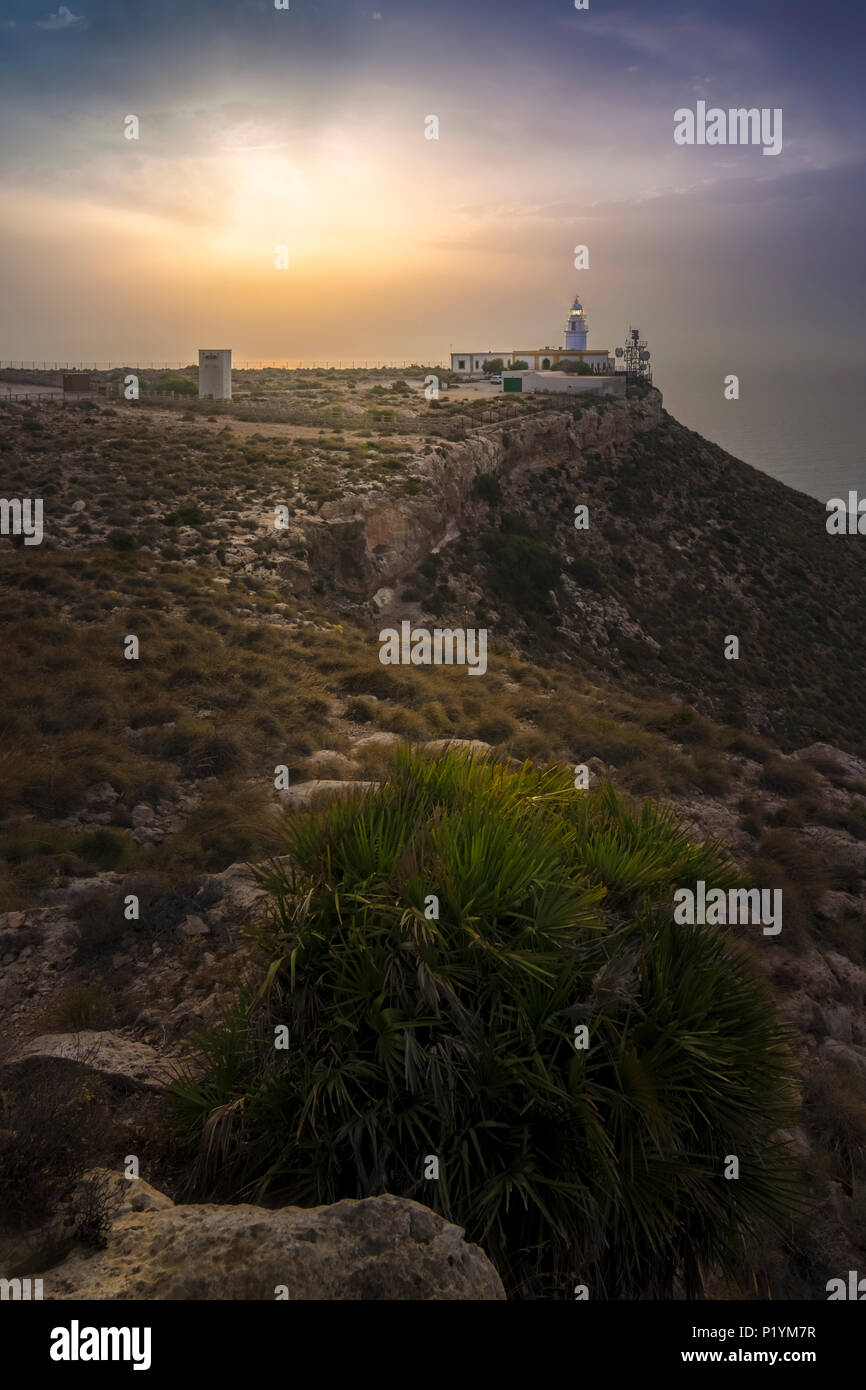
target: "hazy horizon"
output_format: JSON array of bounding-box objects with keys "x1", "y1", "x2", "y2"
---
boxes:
[{"x1": 1, "y1": 0, "x2": 863, "y2": 497}]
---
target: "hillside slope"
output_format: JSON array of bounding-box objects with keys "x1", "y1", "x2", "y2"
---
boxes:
[{"x1": 1, "y1": 380, "x2": 864, "y2": 1299}]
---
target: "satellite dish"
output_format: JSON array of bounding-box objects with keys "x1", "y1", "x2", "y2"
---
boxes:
[
  {"x1": 639, "y1": 350, "x2": 650, "y2": 362},
  {"x1": 615, "y1": 347, "x2": 624, "y2": 358}
]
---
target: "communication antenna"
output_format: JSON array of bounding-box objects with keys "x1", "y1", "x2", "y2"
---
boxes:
[{"x1": 620, "y1": 326, "x2": 652, "y2": 383}]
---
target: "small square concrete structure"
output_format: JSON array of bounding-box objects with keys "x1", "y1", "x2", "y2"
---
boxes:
[{"x1": 198, "y1": 348, "x2": 232, "y2": 401}]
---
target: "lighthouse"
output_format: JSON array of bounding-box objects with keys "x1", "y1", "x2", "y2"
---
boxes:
[
  {"x1": 565, "y1": 295, "x2": 588, "y2": 350},
  {"x1": 449, "y1": 288, "x2": 614, "y2": 376}
]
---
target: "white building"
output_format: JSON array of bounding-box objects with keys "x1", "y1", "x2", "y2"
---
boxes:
[
  {"x1": 198, "y1": 348, "x2": 232, "y2": 400},
  {"x1": 450, "y1": 350, "x2": 510, "y2": 375},
  {"x1": 450, "y1": 294, "x2": 612, "y2": 378},
  {"x1": 501, "y1": 370, "x2": 626, "y2": 398}
]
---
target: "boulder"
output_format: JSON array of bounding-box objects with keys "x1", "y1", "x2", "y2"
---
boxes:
[
  {"x1": 5, "y1": 1032, "x2": 181, "y2": 1092},
  {"x1": 37, "y1": 1184, "x2": 506, "y2": 1301},
  {"x1": 276, "y1": 780, "x2": 377, "y2": 812},
  {"x1": 74, "y1": 1167, "x2": 175, "y2": 1219},
  {"x1": 801, "y1": 826, "x2": 865, "y2": 887},
  {"x1": 352, "y1": 730, "x2": 403, "y2": 751},
  {"x1": 792, "y1": 744, "x2": 866, "y2": 784},
  {"x1": 177, "y1": 914, "x2": 210, "y2": 939},
  {"x1": 305, "y1": 749, "x2": 360, "y2": 777},
  {"x1": 820, "y1": 1038, "x2": 866, "y2": 1076},
  {"x1": 197, "y1": 860, "x2": 274, "y2": 926},
  {"x1": 422, "y1": 738, "x2": 492, "y2": 757}
]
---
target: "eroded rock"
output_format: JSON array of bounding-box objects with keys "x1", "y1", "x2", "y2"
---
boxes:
[
  {"x1": 37, "y1": 1183, "x2": 506, "y2": 1301},
  {"x1": 6, "y1": 1032, "x2": 183, "y2": 1092}
]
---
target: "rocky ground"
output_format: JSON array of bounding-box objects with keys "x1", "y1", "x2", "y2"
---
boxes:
[{"x1": 16, "y1": 1169, "x2": 505, "y2": 1301}]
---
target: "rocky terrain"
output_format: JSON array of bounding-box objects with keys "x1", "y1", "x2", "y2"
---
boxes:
[
  {"x1": 19, "y1": 1170, "x2": 505, "y2": 1300},
  {"x1": 1, "y1": 371, "x2": 864, "y2": 1298}
]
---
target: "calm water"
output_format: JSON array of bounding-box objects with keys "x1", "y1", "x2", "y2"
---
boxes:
[{"x1": 659, "y1": 365, "x2": 864, "y2": 504}]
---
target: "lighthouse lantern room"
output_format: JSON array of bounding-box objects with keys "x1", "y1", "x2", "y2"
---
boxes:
[{"x1": 565, "y1": 295, "x2": 588, "y2": 350}]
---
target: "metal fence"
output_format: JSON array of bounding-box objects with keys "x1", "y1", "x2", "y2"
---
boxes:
[
  {"x1": 0, "y1": 360, "x2": 449, "y2": 372},
  {"x1": 0, "y1": 391, "x2": 63, "y2": 403},
  {"x1": 1, "y1": 384, "x2": 624, "y2": 438}
]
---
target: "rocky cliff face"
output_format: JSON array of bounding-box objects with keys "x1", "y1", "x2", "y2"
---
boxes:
[
  {"x1": 296, "y1": 391, "x2": 663, "y2": 601},
  {"x1": 281, "y1": 388, "x2": 864, "y2": 758}
]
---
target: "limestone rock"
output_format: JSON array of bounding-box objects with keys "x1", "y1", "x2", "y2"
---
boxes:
[
  {"x1": 422, "y1": 738, "x2": 492, "y2": 757},
  {"x1": 793, "y1": 744, "x2": 866, "y2": 784},
  {"x1": 6, "y1": 1031, "x2": 181, "y2": 1092},
  {"x1": 74, "y1": 1167, "x2": 175, "y2": 1218},
  {"x1": 276, "y1": 779, "x2": 377, "y2": 812},
  {"x1": 801, "y1": 826, "x2": 865, "y2": 886},
  {"x1": 352, "y1": 730, "x2": 403, "y2": 750},
  {"x1": 197, "y1": 860, "x2": 273, "y2": 925},
  {"x1": 177, "y1": 914, "x2": 210, "y2": 939},
  {"x1": 305, "y1": 749, "x2": 360, "y2": 777},
  {"x1": 38, "y1": 1186, "x2": 506, "y2": 1301},
  {"x1": 820, "y1": 1037, "x2": 866, "y2": 1075}
]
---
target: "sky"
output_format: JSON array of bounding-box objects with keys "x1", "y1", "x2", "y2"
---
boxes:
[{"x1": 0, "y1": 0, "x2": 864, "y2": 390}]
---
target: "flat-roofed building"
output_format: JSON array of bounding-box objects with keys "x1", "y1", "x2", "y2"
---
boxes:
[
  {"x1": 501, "y1": 370, "x2": 627, "y2": 397},
  {"x1": 450, "y1": 293, "x2": 612, "y2": 378}
]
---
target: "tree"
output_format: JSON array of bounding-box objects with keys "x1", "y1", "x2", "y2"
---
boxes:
[
  {"x1": 481, "y1": 358, "x2": 504, "y2": 375},
  {"x1": 550, "y1": 358, "x2": 593, "y2": 375}
]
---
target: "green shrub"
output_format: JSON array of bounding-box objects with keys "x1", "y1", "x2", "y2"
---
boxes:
[
  {"x1": 162, "y1": 376, "x2": 198, "y2": 395},
  {"x1": 759, "y1": 758, "x2": 820, "y2": 797},
  {"x1": 163, "y1": 505, "x2": 208, "y2": 527},
  {"x1": 106, "y1": 530, "x2": 137, "y2": 552},
  {"x1": 0, "y1": 824, "x2": 136, "y2": 873},
  {"x1": 472, "y1": 473, "x2": 503, "y2": 505},
  {"x1": 689, "y1": 749, "x2": 733, "y2": 796},
  {"x1": 475, "y1": 711, "x2": 519, "y2": 744},
  {"x1": 171, "y1": 751, "x2": 799, "y2": 1299},
  {"x1": 480, "y1": 530, "x2": 560, "y2": 607},
  {"x1": 568, "y1": 554, "x2": 603, "y2": 591},
  {"x1": 345, "y1": 696, "x2": 377, "y2": 723},
  {"x1": 755, "y1": 829, "x2": 829, "y2": 906},
  {"x1": 47, "y1": 982, "x2": 110, "y2": 1031},
  {"x1": 71, "y1": 891, "x2": 127, "y2": 961},
  {"x1": 0, "y1": 1065, "x2": 116, "y2": 1233}
]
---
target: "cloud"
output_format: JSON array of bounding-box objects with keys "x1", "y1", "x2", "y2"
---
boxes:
[{"x1": 36, "y1": 6, "x2": 86, "y2": 30}]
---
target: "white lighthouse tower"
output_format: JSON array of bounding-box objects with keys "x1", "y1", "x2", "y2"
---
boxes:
[{"x1": 565, "y1": 295, "x2": 588, "y2": 350}]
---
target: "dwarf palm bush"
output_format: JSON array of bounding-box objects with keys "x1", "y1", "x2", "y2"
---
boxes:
[{"x1": 170, "y1": 750, "x2": 800, "y2": 1298}]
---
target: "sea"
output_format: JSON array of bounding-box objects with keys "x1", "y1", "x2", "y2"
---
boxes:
[{"x1": 660, "y1": 364, "x2": 864, "y2": 505}]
